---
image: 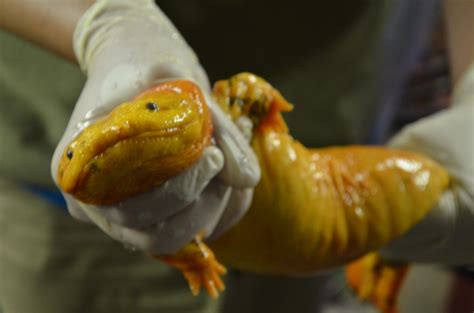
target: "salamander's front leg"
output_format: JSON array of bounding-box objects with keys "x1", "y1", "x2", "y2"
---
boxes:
[
  {"x1": 154, "y1": 235, "x2": 227, "y2": 298},
  {"x1": 346, "y1": 253, "x2": 409, "y2": 313}
]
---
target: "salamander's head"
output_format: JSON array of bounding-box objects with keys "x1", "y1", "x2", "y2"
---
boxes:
[
  {"x1": 57, "y1": 80, "x2": 212, "y2": 205},
  {"x1": 213, "y1": 72, "x2": 293, "y2": 134}
]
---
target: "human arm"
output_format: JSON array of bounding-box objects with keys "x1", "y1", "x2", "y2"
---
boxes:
[
  {"x1": 443, "y1": 0, "x2": 474, "y2": 84},
  {"x1": 0, "y1": 0, "x2": 95, "y2": 62}
]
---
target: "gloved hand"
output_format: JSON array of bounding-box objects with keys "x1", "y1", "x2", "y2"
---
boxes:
[
  {"x1": 51, "y1": 0, "x2": 260, "y2": 255},
  {"x1": 380, "y1": 64, "x2": 474, "y2": 265}
]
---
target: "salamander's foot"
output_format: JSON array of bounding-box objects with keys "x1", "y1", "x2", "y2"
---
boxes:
[
  {"x1": 154, "y1": 235, "x2": 227, "y2": 298},
  {"x1": 346, "y1": 253, "x2": 409, "y2": 313}
]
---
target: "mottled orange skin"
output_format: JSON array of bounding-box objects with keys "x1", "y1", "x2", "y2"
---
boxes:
[{"x1": 57, "y1": 80, "x2": 212, "y2": 205}]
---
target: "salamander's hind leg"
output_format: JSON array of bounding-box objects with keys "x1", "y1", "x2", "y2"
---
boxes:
[
  {"x1": 153, "y1": 235, "x2": 227, "y2": 298},
  {"x1": 346, "y1": 253, "x2": 409, "y2": 313}
]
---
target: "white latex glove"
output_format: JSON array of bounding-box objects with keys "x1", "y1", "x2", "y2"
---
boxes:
[
  {"x1": 380, "y1": 63, "x2": 474, "y2": 265},
  {"x1": 51, "y1": 0, "x2": 260, "y2": 255}
]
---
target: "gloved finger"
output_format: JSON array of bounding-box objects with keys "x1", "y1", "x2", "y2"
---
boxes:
[
  {"x1": 78, "y1": 146, "x2": 224, "y2": 229},
  {"x1": 388, "y1": 101, "x2": 474, "y2": 190},
  {"x1": 379, "y1": 189, "x2": 458, "y2": 263},
  {"x1": 381, "y1": 185, "x2": 474, "y2": 265},
  {"x1": 208, "y1": 187, "x2": 254, "y2": 240},
  {"x1": 78, "y1": 179, "x2": 232, "y2": 255},
  {"x1": 64, "y1": 194, "x2": 92, "y2": 223},
  {"x1": 206, "y1": 96, "x2": 261, "y2": 189},
  {"x1": 77, "y1": 201, "x2": 158, "y2": 249},
  {"x1": 145, "y1": 179, "x2": 232, "y2": 254},
  {"x1": 235, "y1": 116, "x2": 254, "y2": 142}
]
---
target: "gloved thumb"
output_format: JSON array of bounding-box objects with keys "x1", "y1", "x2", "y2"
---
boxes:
[{"x1": 207, "y1": 97, "x2": 261, "y2": 189}]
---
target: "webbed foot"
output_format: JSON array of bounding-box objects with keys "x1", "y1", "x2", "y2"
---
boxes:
[
  {"x1": 346, "y1": 253, "x2": 409, "y2": 313},
  {"x1": 154, "y1": 235, "x2": 227, "y2": 298}
]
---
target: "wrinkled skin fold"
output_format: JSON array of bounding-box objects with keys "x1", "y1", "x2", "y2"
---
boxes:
[
  {"x1": 210, "y1": 141, "x2": 448, "y2": 272},
  {"x1": 58, "y1": 73, "x2": 449, "y2": 312}
]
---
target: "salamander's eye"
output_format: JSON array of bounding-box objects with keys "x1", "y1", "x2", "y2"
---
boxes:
[
  {"x1": 146, "y1": 102, "x2": 158, "y2": 111},
  {"x1": 66, "y1": 149, "x2": 73, "y2": 160}
]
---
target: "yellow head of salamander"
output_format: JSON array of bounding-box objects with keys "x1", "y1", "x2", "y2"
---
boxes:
[{"x1": 57, "y1": 80, "x2": 212, "y2": 205}]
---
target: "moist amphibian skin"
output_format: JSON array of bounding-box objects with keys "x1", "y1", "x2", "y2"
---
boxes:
[
  {"x1": 211, "y1": 73, "x2": 447, "y2": 272},
  {"x1": 58, "y1": 73, "x2": 449, "y2": 312},
  {"x1": 210, "y1": 74, "x2": 448, "y2": 313}
]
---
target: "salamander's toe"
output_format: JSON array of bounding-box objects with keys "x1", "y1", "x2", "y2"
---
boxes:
[
  {"x1": 346, "y1": 253, "x2": 409, "y2": 313},
  {"x1": 154, "y1": 235, "x2": 227, "y2": 298}
]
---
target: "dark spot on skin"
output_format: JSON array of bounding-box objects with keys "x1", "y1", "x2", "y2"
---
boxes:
[
  {"x1": 67, "y1": 150, "x2": 73, "y2": 159},
  {"x1": 90, "y1": 162, "x2": 100, "y2": 173},
  {"x1": 146, "y1": 102, "x2": 158, "y2": 111}
]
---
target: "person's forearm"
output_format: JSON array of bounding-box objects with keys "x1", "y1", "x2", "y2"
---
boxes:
[
  {"x1": 0, "y1": 0, "x2": 95, "y2": 62},
  {"x1": 444, "y1": 0, "x2": 474, "y2": 84}
]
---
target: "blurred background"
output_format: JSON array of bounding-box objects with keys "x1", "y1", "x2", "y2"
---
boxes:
[{"x1": 0, "y1": 0, "x2": 472, "y2": 312}]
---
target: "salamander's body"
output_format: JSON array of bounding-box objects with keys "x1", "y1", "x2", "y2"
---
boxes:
[
  {"x1": 58, "y1": 73, "x2": 449, "y2": 311},
  {"x1": 209, "y1": 73, "x2": 448, "y2": 273}
]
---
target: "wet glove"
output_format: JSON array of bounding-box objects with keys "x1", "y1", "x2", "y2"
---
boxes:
[
  {"x1": 380, "y1": 63, "x2": 474, "y2": 265},
  {"x1": 51, "y1": 0, "x2": 260, "y2": 254}
]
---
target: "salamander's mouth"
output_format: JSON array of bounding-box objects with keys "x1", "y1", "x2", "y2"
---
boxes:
[
  {"x1": 82, "y1": 118, "x2": 196, "y2": 163},
  {"x1": 73, "y1": 123, "x2": 198, "y2": 192},
  {"x1": 59, "y1": 113, "x2": 201, "y2": 194}
]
